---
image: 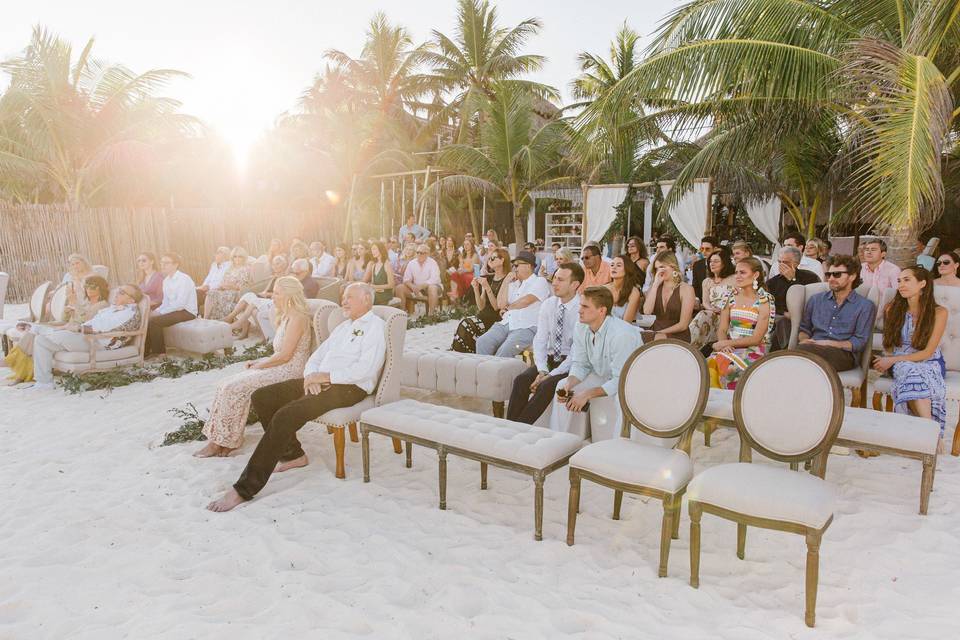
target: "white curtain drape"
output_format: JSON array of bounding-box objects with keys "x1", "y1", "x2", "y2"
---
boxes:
[
  {"x1": 661, "y1": 181, "x2": 710, "y2": 248},
  {"x1": 744, "y1": 196, "x2": 782, "y2": 245},
  {"x1": 585, "y1": 186, "x2": 629, "y2": 243}
]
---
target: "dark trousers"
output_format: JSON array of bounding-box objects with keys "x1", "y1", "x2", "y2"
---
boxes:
[
  {"x1": 234, "y1": 378, "x2": 367, "y2": 500},
  {"x1": 796, "y1": 343, "x2": 858, "y2": 372},
  {"x1": 507, "y1": 364, "x2": 568, "y2": 424},
  {"x1": 145, "y1": 310, "x2": 195, "y2": 355}
]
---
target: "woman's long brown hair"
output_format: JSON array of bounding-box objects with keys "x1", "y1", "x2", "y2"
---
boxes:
[{"x1": 882, "y1": 266, "x2": 939, "y2": 351}]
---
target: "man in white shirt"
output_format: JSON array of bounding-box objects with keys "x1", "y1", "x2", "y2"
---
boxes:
[
  {"x1": 395, "y1": 244, "x2": 442, "y2": 315},
  {"x1": 146, "y1": 252, "x2": 198, "y2": 356},
  {"x1": 309, "y1": 241, "x2": 336, "y2": 278},
  {"x1": 29, "y1": 285, "x2": 145, "y2": 390},
  {"x1": 476, "y1": 251, "x2": 551, "y2": 358},
  {"x1": 207, "y1": 283, "x2": 387, "y2": 512},
  {"x1": 768, "y1": 232, "x2": 824, "y2": 280},
  {"x1": 506, "y1": 263, "x2": 582, "y2": 423}
]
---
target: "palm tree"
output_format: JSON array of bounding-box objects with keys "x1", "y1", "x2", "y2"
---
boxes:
[
  {"x1": 430, "y1": 83, "x2": 569, "y2": 245},
  {"x1": 594, "y1": 0, "x2": 960, "y2": 245},
  {"x1": 0, "y1": 26, "x2": 198, "y2": 207}
]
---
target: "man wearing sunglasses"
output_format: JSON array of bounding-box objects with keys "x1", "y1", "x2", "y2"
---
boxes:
[{"x1": 797, "y1": 254, "x2": 876, "y2": 372}]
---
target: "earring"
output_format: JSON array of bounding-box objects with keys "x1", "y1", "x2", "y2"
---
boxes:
[{"x1": 752, "y1": 279, "x2": 759, "y2": 290}]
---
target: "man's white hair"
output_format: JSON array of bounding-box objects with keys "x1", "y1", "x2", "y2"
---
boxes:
[
  {"x1": 780, "y1": 246, "x2": 802, "y2": 264},
  {"x1": 345, "y1": 281, "x2": 375, "y2": 305},
  {"x1": 291, "y1": 258, "x2": 311, "y2": 273}
]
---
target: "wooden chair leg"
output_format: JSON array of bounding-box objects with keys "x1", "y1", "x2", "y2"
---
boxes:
[
  {"x1": 361, "y1": 428, "x2": 371, "y2": 483},
  {"x1": 533, "y1": 471, "x2": 545, "y2": 541},
  {"x1": 850, "y1": 388, "x2": 860, "y2": 408},
  {"x1": 859, "y1": 381, "x2": 868, "y2": 408},
  {"x1": 920, "y1": 455, "x2": 934, "y2": 515},
  {"x1": 736, "y1": 523, "x2": 746, "y2": 559},
  {"x1": 952, "y1": 414, "x2": 960, "y2": 456},
  {"x1": 333, "y1": 427, "x2": 346, "y2": 479},
  {"x1": 491, "y1": 401, "x2": 505, "y2": 418},
  {"x1": 703, "y1": 421, "x2": 713, "y2": 447},
  {"x1": 348, "y1": 422, "x2": 359, "y2": 443},
  {"x1": 480, "y1": 462, "x2": 488, "y2": 489},
  {"x1": 689, "y1": 502, "x2": 702, "y2": 588},
  {"x1": 671, "y1": 495, "x2": 681, "y2": 540},
  {"x1": 438, "y1": 447, "x2": 448, "y2": 510},
  {"x1": 872, "y1": 392, "x2": 883, "y2": 411},
  {"x1": 885, "y1": 395, "x2": 893, "y2": 412},
  {"x1": 612, "y1": 490, "x2": 623, "y2": 520},
  {"x1": 391, "y1": 437, "x2": 402, "y2": 454},
  {"x1": 405, "y1": 441, "x2": 412, "y2": 468},
  {"x1": 805, "y1": 533, "x2": 821, "y2": 628},
  {"x1": 566, "y1": 469, "x2": 581, "y2": 546},
  {"x1": 658, "y1": 498, "x2": 675, "y2": 577}
]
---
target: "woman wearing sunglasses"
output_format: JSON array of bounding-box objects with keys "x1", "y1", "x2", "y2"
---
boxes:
[{"x1": 933, "y1": 251, "x2": 960, "y2": 287}]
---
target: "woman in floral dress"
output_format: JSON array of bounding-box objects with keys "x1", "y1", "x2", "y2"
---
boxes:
[
  {"x1": 707, "y1": 257, "x2": 774, "y2": 389},
  {"x1": 194, "y1": 276, "x2": 313, "y2": 457},
  {"x1": 204, "y1": 247, "x2": 253, "y2": 320},
  {"x1": 690, "y1": 247, "x2": 736, "y2": 348}
]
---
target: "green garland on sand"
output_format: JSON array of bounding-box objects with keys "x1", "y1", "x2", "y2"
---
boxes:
[{"x1": 161, "y1": 403, "x2": 259, "y2": 446}]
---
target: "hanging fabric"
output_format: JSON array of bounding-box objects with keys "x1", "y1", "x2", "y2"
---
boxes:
[
  {"x1": 661, "y1": 180, "x2": 710, "y2": 248},
  {"x1": 585, "y1": 186, "x2": 629, "y2": 242},
  {"x1": 744, "y1": 196, "x2": 782, "y2": 245}
]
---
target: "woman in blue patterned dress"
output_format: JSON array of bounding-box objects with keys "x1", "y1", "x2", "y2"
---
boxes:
[{"x1": 873, "y1": 266, "x2": 948, "y2": 450}]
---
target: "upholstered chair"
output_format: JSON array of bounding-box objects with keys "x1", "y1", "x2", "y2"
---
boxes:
[
  {"x1": 786, "y1": 282, "x2": 879, "y2": 407},
  {"x1": 52, "y1": 295, "x2": 152, "y2": 374},
  {"x1": 310, "y1": 305, "x2": 407, "y2": 478},
  {"x1": 687, "y1": 350, "x2": 844, "y2": 627},
  {"x1": 92, "y1": 265, "x2": 109, "y2": 280},
  {"x1": 2, "y1": 281, "x2": 51, "y2": 354},
  {"x1": 565, "y1": 339, "x2": 709, "y2": 578}
]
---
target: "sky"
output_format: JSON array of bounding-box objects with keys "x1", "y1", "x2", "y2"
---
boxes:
[{"x1": 0, "y1": 0, "x2": 684, "y2": 167}]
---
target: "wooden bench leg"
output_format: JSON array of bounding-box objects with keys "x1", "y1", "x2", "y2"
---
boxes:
[
  {"x1": 612, "y1": 490, "x2": 623, "y2": 520},
  {"x1": 361, "y1": 427, "x2": 371, "y2": 483},
  {"x1": 805, "y1": 532, "x2": 821, "y2": 628},
  {"x1": 689, "y1": 502, "x2": 702, "y2": 588},
  {"x1": 438, "y1": 447, "x2": 448, "y2": 510},
  {"x1": 405, "y1": 441, "x2": 412, "y2": 468},
  {"x1": 491, "y1": 401, "x2": 504, "y2": 418},
  {"x1": 533, "y1": 470, "x2": 545, "y2": 541},
  {"x1": 392, "y1": 438, "x2": 403, "y2": 454},
  {"x1": 920, "y1": 455, "x2": 934, "y2": 515},
  {"x1": 348, "y1": 422, "x2": 359, "y2": 443},
  {"x1": 480, "y1": 462, "x2": 488, "y2": 489},
  {"x1": 333, "y1": 427, "x2": 346, "y2": 479},
  {"x1": 566, "y1": 469, "x2": 581, "y2": 546}
]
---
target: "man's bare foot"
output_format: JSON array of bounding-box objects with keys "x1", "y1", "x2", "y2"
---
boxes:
[
  {"x1": 193, "y1": 442, "x2": 234, "y2": 458},
  {"x1": 275, "y1": 455, "x2": 309, "y2": 473},
  {"x1": 206, "y1": 488, "x2": 247, "y2": 512}
]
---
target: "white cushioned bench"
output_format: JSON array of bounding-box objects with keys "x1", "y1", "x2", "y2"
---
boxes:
[
  {"x1": 163, "y1": 318, "x2": 234, "y2": 355},
  {"x1": 703, "y1": 388, "x2": 941, "y2": 514},
  {"x1": 400, "y1": 350, "x2": 529, "y2": 417},
  {"x1": 359, "y1": 398, "x2": 583, "y2": 540}
]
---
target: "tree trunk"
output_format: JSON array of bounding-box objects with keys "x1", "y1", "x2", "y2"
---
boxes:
[
  {"x1": 887, "y1": 227, "x2": 919, "y2": 267},
  {"x1": 512, "y1": 202, "x2": 526, "y2": 248}
]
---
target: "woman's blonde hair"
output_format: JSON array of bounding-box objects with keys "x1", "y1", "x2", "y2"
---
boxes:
[
  {"x1": 272, "y1": 276, "x2": 310, "y2": 328},
  {"x1": 555, "y1": 247, "x2": 576, "y2": 264},
  {"x1": 231, "y1": 246, "x2": 249, "y2": 260},
  {"x1": 67, "y1": 253, "x2": 92, "y2": 273},
  {"x1": 653, "y1": 250, "x2": 682, "y2": 283}
]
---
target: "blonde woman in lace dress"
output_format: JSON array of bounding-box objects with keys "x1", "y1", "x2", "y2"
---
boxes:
[{"x1": 194, "y1": 276, "x2": 313, "y2": 457}]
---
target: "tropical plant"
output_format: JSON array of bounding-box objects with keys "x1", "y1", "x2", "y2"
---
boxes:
[{"x1": 0, "y1": 26, "x2": 199, "y2": 207}]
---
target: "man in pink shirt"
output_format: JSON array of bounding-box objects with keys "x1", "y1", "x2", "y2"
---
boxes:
[
  {"x1": 578, "y1": 244, "x2": 612, "y2": 293},
  {"x1": 859, "y1": 238, "x2": 901, "y2": 290},
  {"x1": 395, "y1": 243, "x2": 442, "y2": 315}
]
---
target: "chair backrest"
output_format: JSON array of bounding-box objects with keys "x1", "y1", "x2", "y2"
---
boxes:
[
  {"x1": 327, "y1": 305, "x2": 407, "y2": 406},
  {"x1": 916, "y1": 254, "x2": 935, "y2": 270},
  {"x1": 923, "y1": 237, "x2": 940, "y2": 256},
  {"x1": 48, "y1": 285, "x2": 69, "y2": 322},
  {"x1": 29, "y1": 281, "x2": 51, "y2": 322},
  {"x1": 733, "y1": 349, "x2": 844, "y2": 474},
  {"x1": 0, "y1": 272, "x2": 8, "y2": 320},
  {"x1": 250, "y1": 260, "x2": 270, "y2": 283},
  {"x1": 315, "y1": 277, "x2": 344, "y2": 303},
  {"x1": 934, "y1": 284, "x2": 960, "y2": 373},
  {"x1": 309, "y1": 299, "x2": 339, "y2": 350},
  {"x1": 92, "y1": 265, "x2": 109, "y2": 280},
  {"x1": 619, "y1": 339, "x2": 709, "y2": 440},
  {"x1": 873, "y1": 287, "x2": 896, "y2": 333}
]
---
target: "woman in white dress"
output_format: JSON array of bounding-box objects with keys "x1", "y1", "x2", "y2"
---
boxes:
[{"x1": 194, "y1": 276, "x2": 313, "y2": 457}]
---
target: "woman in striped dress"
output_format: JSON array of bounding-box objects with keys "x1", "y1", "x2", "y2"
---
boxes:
[{"x1": 707, "y1": 257, "x2": 774, "y2": 389}]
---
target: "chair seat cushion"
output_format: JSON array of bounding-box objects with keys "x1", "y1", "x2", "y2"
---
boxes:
[
  {"x1": 688, "y1": 463, "x2": 835, "y2": 529},
  {"x1": 316, "y1": 396, "x2": 375, "y2": 427},
  {"x1": 839, "y1": 407, "x2": 940, "y2": 455},
  {"x1": 704, "y1": 388, "x2": 734, "y2": 421},
  {"x1": 838, "y1": 368, "x2": 865, "y2": 388},
  {"x1": 569, "y1": 438, "x2": 693, "y2": 493},
  {"x1": 53, "y1": 345, "x2": 139, "y2": 364},
  {"x1": 361, "y1": 399, "x2": 583, "y2": 469}
]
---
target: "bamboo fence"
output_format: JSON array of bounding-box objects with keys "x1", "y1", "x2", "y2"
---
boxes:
[{"x1": 0, "y1": 205, "x2": 338, "y2": 302}]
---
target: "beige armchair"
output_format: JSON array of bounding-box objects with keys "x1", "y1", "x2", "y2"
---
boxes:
[
  {"x1": 2, "y1": 281, "x2": 51, "y2": 354},
  {"x1": 0, "y1": 272, "x2": 8, "y2": 319},
  {"x1": 52, "y1": 296, "x2": 152, "y2": 375}
]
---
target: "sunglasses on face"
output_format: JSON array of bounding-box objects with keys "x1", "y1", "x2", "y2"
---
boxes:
[
  {"x1": 824, "y1": 270, "x2": 849, "y2": 279},
  {"x1": 937, "y1": 259, "x2": 953, "y2": 266}
]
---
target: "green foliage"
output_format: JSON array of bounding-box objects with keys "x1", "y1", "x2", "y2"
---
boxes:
[{"x1": 162, "y1": 403, "x2": 207, "y2": 446}]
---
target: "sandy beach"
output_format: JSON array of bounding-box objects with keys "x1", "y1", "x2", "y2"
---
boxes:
[{"x1": 1, "y1": 306, "x2": 958, "y2": 639}]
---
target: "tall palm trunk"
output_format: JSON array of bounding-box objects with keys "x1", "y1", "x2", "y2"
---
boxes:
[{"x1": 512, "y1": 201, "x2": 526, "y2": 247}]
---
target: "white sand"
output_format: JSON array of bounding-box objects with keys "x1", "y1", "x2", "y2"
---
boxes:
[{"x1": 1, "y1": 310, "x2": 958, "y2": 638}]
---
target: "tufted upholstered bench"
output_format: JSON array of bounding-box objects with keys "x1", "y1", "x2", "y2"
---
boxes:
[
  {"x1": 163, "y1": 318, "x2": 235, "y2": 355},
  {"x1": 704, "y1": 388, "x2": 941, "y2": 514},
  {"x1": 400, "y1": 350, "x2": 529, "y2": 417},
  {"x1": 359, "y1": 398, "x2": 584, "y2": 540}
]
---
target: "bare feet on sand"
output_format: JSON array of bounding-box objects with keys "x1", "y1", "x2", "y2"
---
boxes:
[
  {"x1": 193, "y1": 442, "x2": 234, "y2": 458},
  {"x1": 206, "y1": 488, "x2": 246, "y2": 512},
  {"x1": 275, "y1": 455, "x2": 309, "y2": 473}
]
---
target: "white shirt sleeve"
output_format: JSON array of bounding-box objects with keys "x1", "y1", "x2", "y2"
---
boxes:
[
  {"x1": 533, "y1": 300, "x2": 551, "y2": 372},
  {"x1": 303, "y1": 340, "x2": 331, "y2": 377}
]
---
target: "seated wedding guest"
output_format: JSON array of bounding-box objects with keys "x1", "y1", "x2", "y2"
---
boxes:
[
  {"x1": 476, "y1": 251, "x2": 550, "y2": 358},
  {"x1": 398, "y1": 213, "x2": 430, "y2": 242},
  {"x1": 873, "y1": 266, "x2": 948, "y2": 450},
  {"x1": 579, "y1": 244, "x2": 611, "y2": 292},
  {"x1": 606, "y1": 255, "x2": 642, "y2": 323},
  {"x1": 452, "y1": 249, "x2": 510, "y2": 352},
  {"x1": 706, "y1": 257, "x2": 774, "y2": 389},
  {"x1": 769, "y1": 232, "x2": 824, "y2": 280},
  {"x1": 625, "y1": 235, "x2": 650, "y2": 274},
  {"x1": 797, "y1": 254, "x2": 875, "y2": 371},
  {"x1": 395, "y1": 244, "x2": 442, "y2": 316},
  {"x1": 260, "y1": 238, "x2": 286, "y2": 264},
  {"x1": 196, "y1": 246, "x2": 231, "y2": 309},
  {"x1": 346, "y1": 243, "x2": 370, "y2": 282},
  {"x1": 450, "y1": 238, "x2": 479, "y2": 301},
  {"x1": 146, "y1": 253, "x2": 198, "y2": 357},
  {"x1": 690, "y1": 236, "x2": 720, "y2": 305},
  {"x1": 62, "y1": 253, "x2": 95, "y2": 305},
  {"x1": 363, "y1": 241, "x2": 396, "y2": 306},
  {"x1": 642, "y1": 237, "x2": 685, "y2": 293},
  {"x1": 206, "y1": 283, "x2": 386, "y2": 512},
  {"x1": 507, "y1": 263, "x2": 582, "y2": 423},
  {"x1": 860, "y1": 237, "x2": 901, "y2": 290},
  {"x1": 64, "y1": 276, "x2": 110, "y2": 325},
  {"x1": 641, "y1": 251, "x2": 695, "y2": 343},
  {"x1": 805, "y1": 238, "x2": 827, "y2": 263},
  {"x1": 548, "y1": 286, "x2": 641, "y2": 441},
  {"x1": 204, "y1": 247, "x2": 253, "y2": 320},
  {"x1": 136, "y1": 252, "x2": 164, "y2": 310},
  {"x1": 765, "y1": 246, "x2": 820, "y2": 350},
  {"x1": 333, "y1": 243, "x2": 350, "y2": 279},
  {"x1": 195, "y1": 277, "x2": 313, "y2": 457},
  {"x1": 934, "y1": 251, "x2": 960, "y2": 287},
  {"x1": 394, "y1": 242, "x2": 416, "y2": 281},
  {"x1": 225, "y1": 255, "x2": 288, "y2": 338},
  {"x1": 289, "y1": 240, "x2": 309, "y2": 263},
  {"x1": 26, "y1": 285, "x2": 144, "y2": 390},
  {"x1": 387, "y1": 237, "x2": 400, "y2": 264},
  {"x1": 483, "y1": 228, "x2": 500, "y2": 249},
  {"x1": 437, "y1": 236, "x2": 460, "y2": 297},
  {"x1": 309, "y1": 241, "x2": 336, "y2": 278},
  {"x1": 690, "y1": 247, "x2": 736, "y2": 348}
]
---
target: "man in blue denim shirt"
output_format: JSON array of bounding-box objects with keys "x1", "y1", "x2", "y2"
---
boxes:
[{"x1": 798, "y1": 254, "x2": 876, "y2": 371}]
